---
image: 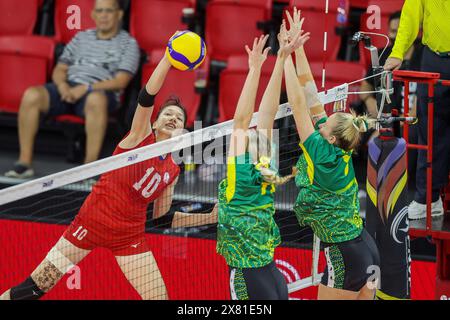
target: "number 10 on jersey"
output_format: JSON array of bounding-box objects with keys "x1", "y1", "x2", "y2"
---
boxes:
[{"x1": 133, "y1": 167, "x2": 162, "y2": 198}]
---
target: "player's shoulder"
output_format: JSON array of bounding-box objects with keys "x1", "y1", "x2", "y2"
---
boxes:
[{"x1": 116, "y1": 30, "x2": 139, "y2": 48}]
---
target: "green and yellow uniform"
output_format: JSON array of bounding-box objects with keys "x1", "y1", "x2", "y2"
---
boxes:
[
  {"x1": 294, "y1": 118, "x2": 363, "y2": 243},
  {"x1": 216, "y1": 153, "x2": 280, "y2": 268}
]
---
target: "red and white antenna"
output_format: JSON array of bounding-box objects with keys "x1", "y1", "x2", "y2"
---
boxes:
[{"x1": 322, "y1": 0, "x2": 329, "y2": 89}]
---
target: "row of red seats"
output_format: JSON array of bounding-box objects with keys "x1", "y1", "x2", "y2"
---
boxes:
[
  {"x1": 0, "y1": 0, "x2": 404, "y2": 59},
  {"x1": 0, "y1": 0, "x2": 405, "y2": 127}
]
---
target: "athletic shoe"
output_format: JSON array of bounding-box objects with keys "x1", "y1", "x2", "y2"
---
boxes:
[
  {"x1": 408, "y1": 198, "x2": 444, "y2": 220},
  {"x1": 4, "y1": 163, "x2": 34, "y2": 179}
]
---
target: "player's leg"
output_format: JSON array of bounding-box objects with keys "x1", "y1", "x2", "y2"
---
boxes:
[
  {"x1": 269, "y1": 261, "x2": 289, "y2": 300},
  {"x1": 318, "y1": 232, "x2": 379, "y2": 300},
  {"x1": 82, "y1": 91, "x2": 110, "y2": 164},
  {"x1": 357, "y1": 229, "x2": 380, "y2": 300},
  {"x1": 317, "y1": 284, "x2": 359, "y2": 300},
  {"x1": 229, "y1": 262, "x2": 288, "y2": 300},
  {"x1": 115, "y1": 251, "x2": 168, "y2": 300},
  {"x1": 0, "y1": 237, "x2": 90, "y2": 300}
]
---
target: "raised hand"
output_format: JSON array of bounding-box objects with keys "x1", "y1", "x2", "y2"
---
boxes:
[
  {"x1": 278, "y1": 20, "x2": 310, "y2": 59},
  {"x1": 384, "y1": 57, "x2": 402, "y2": 71},
  {"x1": 68, "y1": 84, "x2": 89, "y2": 103},
  {"x1": 245, "y1": 34, "x2": 271, "y2": 70},
  {"x1": 286, "y1": 7, "x2": 305, "y2": 41}
]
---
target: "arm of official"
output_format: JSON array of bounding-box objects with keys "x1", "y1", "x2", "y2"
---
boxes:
[{"x1": 389, "y1": 0, "x2": 423, "y2": 61}]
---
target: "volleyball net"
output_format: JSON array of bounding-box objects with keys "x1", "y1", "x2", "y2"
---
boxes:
[{"x1": 0, "y1": 71, "x2": 389, "y2": 300}]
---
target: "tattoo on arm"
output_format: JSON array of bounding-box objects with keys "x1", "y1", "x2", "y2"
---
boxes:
[{"x1": 31, "y1": 260, "x2": 64, "y2": 293}]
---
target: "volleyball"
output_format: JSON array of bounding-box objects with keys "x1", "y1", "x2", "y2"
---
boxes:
[{"x1": 165, "y1": 30, "x2": 207, "y2": 71}]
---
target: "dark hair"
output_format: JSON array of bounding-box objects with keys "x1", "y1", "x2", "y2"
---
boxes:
[
  {"x1": 156, "y1": 95, "x2": 187, "y2": 127},
  {"x1": 389, "y1": 11, "x2": 401, "y2": 23},
  {"x1": 96, "y1": 0, "x2": 123, "y2": 10}
]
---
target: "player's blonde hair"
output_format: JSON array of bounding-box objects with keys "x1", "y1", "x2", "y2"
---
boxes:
[
  {"x1": 330, "y1": 111, "x2": 373, "y2": 151},
  {"x1": 247, "y1": 129, "x2": 297, "y2": 186}
]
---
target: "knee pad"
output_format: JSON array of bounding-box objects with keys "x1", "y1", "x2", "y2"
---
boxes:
[{"x1": 10, "y1": 277, "x2": 45, "y2": 300}]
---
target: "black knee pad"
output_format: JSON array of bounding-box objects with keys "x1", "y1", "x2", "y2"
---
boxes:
[{"x1": 10, "y1": 276, "x2": 45, "y2": 300}]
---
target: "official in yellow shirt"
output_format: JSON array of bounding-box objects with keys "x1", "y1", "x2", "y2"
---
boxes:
[
  {"x1": 385, "y1": 0, "x2": 450, "y2": 68},
  {"x1": 385, "y1": 0, "x2": 450, "y2": 220}
]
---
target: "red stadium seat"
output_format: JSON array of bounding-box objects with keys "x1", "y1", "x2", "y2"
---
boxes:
[
  {"x1": 205, "y1": 0, "x2": 272, "y2": 63},
  {"x1": 0, "y1": 0, "x2": 41, "y2": 36},
  {"x1": 141, "y1": 50, "x2": 206, "y2": 128},
  {"x1": 310, "y1": 61, "x2": 367, "y2": 113},
  {"x1": 130, "y1": 0, "x2": 196, "y2": 53},
  {"x1": 218, "y1": 55, "x2": 277, "y2": 122},
  {"x1": 287, "y1": 0, "x2": 349, "y2": 61},
  {"x1": 360, "y1": 0, "x2": 404, "y2": 66},
  {"x1": 0, "y1": 36, "x2": 55, "y2": 114},
  {"x1": 54, "y1": 0, "x2": 96, "y2": 44},
  {"x1": 349, "y1": 0, "x2": 369, "y2": 8},
  {"x1": 53, "y1": 114, "x2": 85, "y2": 124}
]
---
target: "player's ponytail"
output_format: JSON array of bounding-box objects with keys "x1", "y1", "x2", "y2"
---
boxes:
[
  {"x1": 259, "y1": 166, "x2": 298, "y2": 186},
  {"x1": 247, "y1": 129, "x2": 297, "y2": 186}
]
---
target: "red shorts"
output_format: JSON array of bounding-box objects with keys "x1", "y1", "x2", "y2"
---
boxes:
[{"x1": 63, "y1": 215, "x2": 150, "y2": 256}]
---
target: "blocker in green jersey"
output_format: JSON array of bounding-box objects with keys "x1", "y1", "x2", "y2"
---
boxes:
[
  {"x1": 216, "y1": 27, "x2": 309, "y2": 300},
  {"x1": 284, "y1": 7, "x2": 379, "y2": 300},
  {"x1": 217, "y1": 153, "x2": 280, "y2": 269},
  {"x1": 294, "y1": 117, "x2": 363, "y2": 244}
]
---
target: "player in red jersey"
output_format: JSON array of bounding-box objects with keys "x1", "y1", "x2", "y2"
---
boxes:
[{"x1": 0, "y1": 53, "x2": 217, "y2": 300}]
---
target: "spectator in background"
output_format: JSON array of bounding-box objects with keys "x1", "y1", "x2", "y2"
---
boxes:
[
  {"x1": 384, "y1": 0, "x2": 450, "y2": 220},
  {"x1": 5, "y1": 0, "x2": 140, "y2": 179}
]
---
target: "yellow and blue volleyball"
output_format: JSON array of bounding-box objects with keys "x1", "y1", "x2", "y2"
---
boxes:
[{"x1": 165, "y1": 31, "x2": 206, "y2": 71}]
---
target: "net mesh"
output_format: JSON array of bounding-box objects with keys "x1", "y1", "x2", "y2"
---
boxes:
[{"x1": 0, "y1": 107, "x2": 331, "y2": 300}]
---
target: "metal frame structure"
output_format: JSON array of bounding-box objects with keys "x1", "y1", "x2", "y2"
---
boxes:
[{"x1": 393, "y1": 69, "x2": 450, "y2": 299}]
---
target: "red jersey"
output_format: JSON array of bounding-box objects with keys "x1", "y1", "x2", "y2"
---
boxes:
[{"x1": 77, "y1": 132, "x2": 180, "y2": 235}]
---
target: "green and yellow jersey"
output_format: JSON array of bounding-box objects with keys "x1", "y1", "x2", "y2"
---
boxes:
[
  {"x1": 216, "y1": 153, "x2": 281, "y2": 268},
  {"x1": 294, "y1": 118, "x2": 363, "y2": 243}
]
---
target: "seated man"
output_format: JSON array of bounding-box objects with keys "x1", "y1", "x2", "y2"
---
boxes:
[{"x1": 5, "y1": 0, "x2": 140, "y2": 178}]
